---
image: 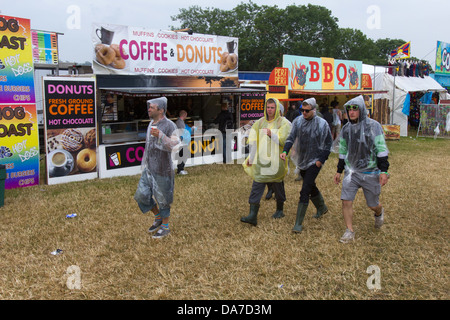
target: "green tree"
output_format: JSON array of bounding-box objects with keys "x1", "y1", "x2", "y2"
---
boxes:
[
  {"x1": 335, "y1": 28, "x2": 379, "y2": 64},
  {"x1": 171, "y1": 1, "x2": 413, "y2": 71}
]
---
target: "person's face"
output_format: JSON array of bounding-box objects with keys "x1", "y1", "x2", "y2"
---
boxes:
[
  {"x1": 300, "y1": 103, "x2": 314, "y2": 120},
  {"x1": 266, "y1": 101, "x2": 276, "y2": 119},
  {"x1": 346, "y1": 105, "x2": 360, "y2": 121},
  {"x1": 148, "y1": 103, "x2": 161, "y2": 119}
]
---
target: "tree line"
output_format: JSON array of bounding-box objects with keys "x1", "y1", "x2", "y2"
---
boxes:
[{"x1": 171, "y1": 1, "x2": 411, "y2": 71}]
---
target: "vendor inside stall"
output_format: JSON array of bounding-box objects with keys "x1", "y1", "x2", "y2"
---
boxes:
[{"x1": 99, "y1": 90, "x2": 239, "y2": 144}]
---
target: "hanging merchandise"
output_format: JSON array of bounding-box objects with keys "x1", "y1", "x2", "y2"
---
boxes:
[{"x1": 446, "y1": 113, "x2": 450, "y2": 132}]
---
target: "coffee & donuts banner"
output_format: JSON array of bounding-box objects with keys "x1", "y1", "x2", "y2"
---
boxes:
[
  {"x1": 91, "y1": 23, "x2": 239, "y2": 77},
  {"x1": 43, "y1": 77, "x2": 98, "y2": 185}
]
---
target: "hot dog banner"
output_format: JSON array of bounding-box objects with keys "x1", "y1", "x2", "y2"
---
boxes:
[
  {"x1": 91, "y1": 23, "x2": 239, "y2": 77},
  {"x1": 43, "y1": 77, "x2": 98, "y2": 185},
  {"x1": 0, "y1": 15, "x2": 40, "y2": 189},
  {"x1": 283, "y1": 55, "x2": 362, "y2": 91}
]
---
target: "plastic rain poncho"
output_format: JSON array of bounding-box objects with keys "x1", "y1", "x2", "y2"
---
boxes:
[
  {"x1": 243, "y1": 98, "x2": 292, "y2": 183},
  {"x1": 134, "y1": 97, "x2": 181, "y2": 211},
  {"x1": 337, "y1": 95, "x2": 388, "y2": 175},
  {"x1": 286, "y1": 98, "x2": 333, "y2": 170}
]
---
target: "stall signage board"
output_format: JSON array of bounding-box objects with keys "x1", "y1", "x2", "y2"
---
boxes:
[
  {"x1": 240, "y1": 93, "x2": 265, "y2": 121},
  {"x1": 268, "y1": 67, "x2": 289, "y2": 86},
  {"x1": 31, "y1": 30, "x2": 58, "y2": 65},
  {"x1": 43, "y1": 77, "x2": 98, "y2": 185},
  {"x1": 0, "y1": 15, "x2": 40, "y2": 189},
  {"x1": 104, "y1": 136, "x2": 219, "y2": 171},
  {"x1": 268, "y1": 86, "x2": 286, "y2": 94},
  {"x1": 283, "y1": 55, "x2": 362, "y2": 91},
  {"x1": 436, "y1": 41, "x2": 450, "y2": 75},
  {"x1": 92, "y1": 23, "x2": 239, "y2": 77}
]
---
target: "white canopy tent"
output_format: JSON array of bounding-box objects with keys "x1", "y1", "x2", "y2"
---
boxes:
[{"x1": 363, "y1": 64, "x2": 448, "y2": 136}]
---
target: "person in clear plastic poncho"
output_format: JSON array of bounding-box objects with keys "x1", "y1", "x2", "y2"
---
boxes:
[
  {"x1": 333, "y1": 95, "x2": 390, "y2": 243},
  {"x1": 240, "y1": 98, "x2": 292, "y2": 226},
  {"x1": 134, "y1": 97, "x2": 181, "y2": 239},
  {"x1": 280, "y1": 97, "x2": 333, "y2": 233}
]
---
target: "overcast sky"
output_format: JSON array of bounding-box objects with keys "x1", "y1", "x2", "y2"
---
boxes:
[{"x1": 2, "y1": 0, "x2": 448, "y2": 68}]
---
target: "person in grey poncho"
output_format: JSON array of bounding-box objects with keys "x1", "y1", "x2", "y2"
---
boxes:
[
  {"x1": 134, "y1": 97, "x2": 181, "y2": 239},
  {"x1": 334, "y1": 95, "x2": 389, "y2": 243},
  {"x1": 280, "y1": 98, "x2": 333, "y2": 233}
]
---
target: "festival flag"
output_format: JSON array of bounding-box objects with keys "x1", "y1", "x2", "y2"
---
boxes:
[{"x1": 390, "y1": 42, "x2": 411, "y2": 60}]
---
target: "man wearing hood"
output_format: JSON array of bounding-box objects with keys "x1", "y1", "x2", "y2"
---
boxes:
[
  {"x1": 240, "y1": 98, "x2": 292, "y2": 226},
  {"x1": 334, "y1": 95, "x2": 389, "y2": 243},
  {"x1": 134, "y1": 97, "x2": 181, "y2": 239},
  {"x1": 280, "y1": 98, "x2": 333, "y2": 233}
]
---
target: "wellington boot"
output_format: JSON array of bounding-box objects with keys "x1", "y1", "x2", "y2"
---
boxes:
[
  {"x1": 240, "y1": 203, "x2": 259, "y2": 226},
  {"x1": 311, "y1": 192, "x2": 328, "y2": 219},
  {"x1": 292, "y1": 202, "x2": 308, "y2": 233},
  {"x1": 272, "y1": 201, "x2": 285, "y2": 219}
]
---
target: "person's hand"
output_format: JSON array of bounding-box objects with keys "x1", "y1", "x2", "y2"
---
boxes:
[
  {"x1": 280, "y1": 152, "x2": 287, "y2": 161},
  {"x1": 263, "y1": 128, "x2": 272, "y2": 137},
  {"x1": 150, "y1": 127, "x2": 159, "y2": 137},
  {"x1": 334, "y1": 172, "x2": 341, "y2": 185},
  {"x1": 246, "y1": 158, "x2": 252, "y2": 167},
  {"x1": 380, "y1": 173, "x2": 389, "y2": 186},
  {"x1": 315, "y1": 161, "x2": 322, "y2": 168}
]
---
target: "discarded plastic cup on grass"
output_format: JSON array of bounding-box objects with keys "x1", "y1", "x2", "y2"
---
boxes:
[
  {"x1": 51, "y1": 249, "x2": 63, "y2": 255},
  {"x1": 66, "y1": 213, "x2": 77, "y2": 218}
]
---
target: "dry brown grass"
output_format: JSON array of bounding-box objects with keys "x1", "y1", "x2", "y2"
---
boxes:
[{"x1": 0, "y1": 136, "x2": 449, "y2": 300}]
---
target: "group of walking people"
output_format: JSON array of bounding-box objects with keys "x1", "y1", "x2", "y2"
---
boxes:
[
  {"x1": 133, "y1": 95, "x2": 390, "y2": 242},
  {"x1": 240, "y1": 95, "x2": 390, "y2": 243}
]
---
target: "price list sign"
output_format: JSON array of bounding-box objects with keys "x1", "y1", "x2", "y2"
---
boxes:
[{"x1": 31, "y1": 30, "x2": 58, "y2": 65}]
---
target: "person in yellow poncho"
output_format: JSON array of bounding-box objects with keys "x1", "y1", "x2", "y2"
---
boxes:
[{"x1": 240, "y1": 98, "x2": 292, "y2": 226}]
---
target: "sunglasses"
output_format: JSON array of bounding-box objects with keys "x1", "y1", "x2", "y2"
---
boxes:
[
  {"x1": 300, "y1": 108, "x2": 313, "y2": 113},
  {"x1": 346, "y1": 105, "x2": 359, "y2": 111}
]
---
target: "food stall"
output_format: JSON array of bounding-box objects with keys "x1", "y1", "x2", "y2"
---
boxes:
[{"x1": 91, "y1": 23, "x2": 266, "y2": 178}]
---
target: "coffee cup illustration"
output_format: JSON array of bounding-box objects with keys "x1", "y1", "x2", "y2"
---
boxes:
[
  {"x1": 96, "y1": 27, "x2": 115, "y2": 45},
  {"x1": 110, "y1": 152, "x2": 120, "y2": 166},
  {"x1": 52, "y1": 151, "x2": 68, "y2": 167},
  {"x1": 51, "y1": 151, "x2": 73, "y2": 176},
  {"x1": 227, "y1": 40, "x2": 237, "y2": 53}
]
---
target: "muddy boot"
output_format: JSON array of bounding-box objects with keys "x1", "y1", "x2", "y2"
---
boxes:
[
  {"x1": 240, "y1": 203, "x2": 259, "y2": 226},
  {"x1": 292, "y1": 202, "x2": 308, "y2": 233},
  {"x1": 311, "y1": 192, "x2": 328, "y2": 219},
  {"x1": 272, "y1": 201, "x2": 285, "y2": 219}
]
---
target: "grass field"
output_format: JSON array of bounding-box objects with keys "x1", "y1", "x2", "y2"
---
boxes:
[{"x1": 0, "y1": 136, "x2": 448, "y2": 300}]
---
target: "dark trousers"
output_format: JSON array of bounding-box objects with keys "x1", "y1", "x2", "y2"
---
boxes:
[
  {"x1": 249, "y1": 181, "x2": 286, "y2": 204},
  {"x1": 299, "y1": 164, "x2": 321, "y2": 204},
  {"x1": 177, "y1": 148, "x2": 185, "y2": 173}
]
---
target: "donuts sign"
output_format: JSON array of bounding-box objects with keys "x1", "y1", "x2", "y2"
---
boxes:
[
  {"x1": 43, "y1": 77, "x2": 98, "y2": 185},
  {"x1": 92, "y1": 23, "x2": 238, "y2": 77}
]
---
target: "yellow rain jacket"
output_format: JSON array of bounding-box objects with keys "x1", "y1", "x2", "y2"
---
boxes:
[{"x1": 243, "y1": 98, "x2": 292, "y2": 183}]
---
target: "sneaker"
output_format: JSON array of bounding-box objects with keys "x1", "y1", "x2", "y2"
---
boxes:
[
  {"x1": 148, "y1": 219, "x2": 162, "y2": 233},
  {"x1": 152, "y1": 227, "x2": 170, "y2": 239},
  {"x1": 374, "y1": 208, "x2": 384, "y2": 229},
  {"x1": 178, "y1": 170, "x2": 188, "y2": 175},
  {"x1": 339, "y1": 229, "x2": 355, "y2": 243}
]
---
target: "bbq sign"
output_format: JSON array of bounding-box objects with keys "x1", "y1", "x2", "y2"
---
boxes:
[{"x1": 283, "y1": 55, "x2": 362, "y2": 90}]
